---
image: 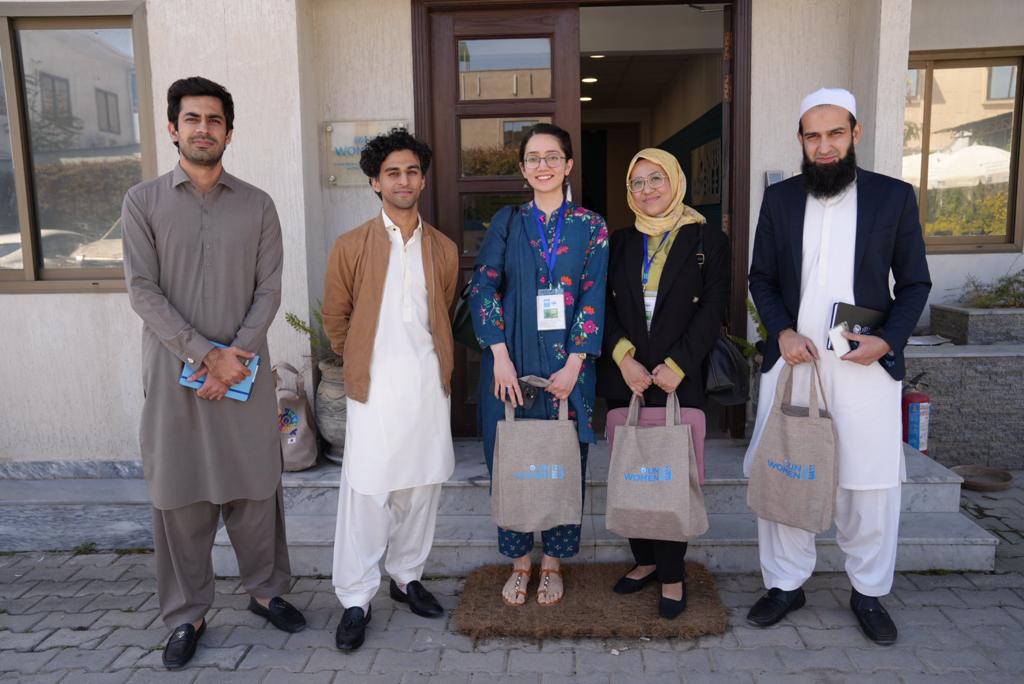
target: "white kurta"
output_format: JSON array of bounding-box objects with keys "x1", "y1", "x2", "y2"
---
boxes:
[
  {"x1": 744, "y1": 183, "x2": 904, "y2": 490},
  {"x1": 342, "y1": 210, "x2": 456, "y2": 495}
]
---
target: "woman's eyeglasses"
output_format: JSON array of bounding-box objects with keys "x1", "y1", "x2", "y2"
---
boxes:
[
  {"x1": 628, "y1": 173, "x2": 668, "y2": 193},
  {"x1": 523, "y1": 154, "x2": 567, "y2": 170}
]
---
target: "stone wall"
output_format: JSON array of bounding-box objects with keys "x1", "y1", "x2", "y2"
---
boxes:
[
  {"x1": 930, "y1": 305, "x2": 1024, "y2": 345},
  {"x1": 906, "y1": 345, "x2": 1024, "y2": 469}
]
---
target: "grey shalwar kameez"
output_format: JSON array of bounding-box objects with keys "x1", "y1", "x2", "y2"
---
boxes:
[{"x1": 123, "y1": 163, "x2": 291, "y2": 627}]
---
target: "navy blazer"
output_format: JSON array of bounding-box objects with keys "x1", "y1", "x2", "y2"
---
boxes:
[{"x1": 748, "y1": 168, "x2": 931, "y2": 381}]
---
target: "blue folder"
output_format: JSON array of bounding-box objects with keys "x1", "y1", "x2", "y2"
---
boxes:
[{"x1": 179, "y1": 341, "x2": 259, "y2": 402}]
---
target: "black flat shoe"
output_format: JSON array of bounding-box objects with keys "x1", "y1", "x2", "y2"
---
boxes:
[
  {"x1": 162, "y1": 618, "x2": 205, "y2": 670},
  {"x1": 851, "y1": 589, "x2": 898, "y2": 645},
  {"x1": 248, "y1": 596, "x2": 307, "y2": 633},
  {"x1": 612, "y1": 566, "x2": 658, "y2": 594},
  {"x1": 390, "y1": 579, "x2": 444, "y2": 618},
  {"x1": 335, "y1": 606, "x2": 371, "y2": 651},
  {"x1": 746, "y1": 587, "x2": 806, "y2": 627},
  {"x1": 658, "y1": 581, "x2": 688, "y2": 619}
]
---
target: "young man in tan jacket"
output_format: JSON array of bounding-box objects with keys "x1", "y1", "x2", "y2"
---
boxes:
[{"x1": 322, "y1": 129, "x2": 459, "y2": 652}]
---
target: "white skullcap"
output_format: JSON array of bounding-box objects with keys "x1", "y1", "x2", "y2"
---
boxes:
[{"x1": 799, "y1": 87, "x2": 857, "y2": 120}]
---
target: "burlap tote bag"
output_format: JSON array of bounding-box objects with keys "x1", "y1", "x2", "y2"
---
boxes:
[
  {"x1": 491, "y1": 376, "x2": 582, "y2": 533},
  {"x1": 606, "y1": 392, "x2": 709, "y2": 542},
  {"x1": 747, "y1": 362, "x2": 838, "y2": 533},
  {"x1": 274, "y1": 362, "x2": 318, "y2": 472}
]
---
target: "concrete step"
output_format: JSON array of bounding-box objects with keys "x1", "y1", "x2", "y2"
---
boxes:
[
  {"x1": 212, "y1": 510, "x2": 998, "y2": 577},
  {"x1": 281, "y1": 441, "x2": 965, "y2": 516}
]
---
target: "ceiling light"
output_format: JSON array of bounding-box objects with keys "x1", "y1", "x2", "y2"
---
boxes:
[
  {"x1": 590, "y1": 54, "x2": 605, "y2": 59},
  {"x1": 581, "y1": 77, "x2": 598, "y2": 84},
  {"x1": 579, "y1": 96, "x2": 593, "y2": 102}
]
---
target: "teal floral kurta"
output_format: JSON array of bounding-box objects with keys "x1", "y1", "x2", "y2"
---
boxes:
[{"x1": 470, "y1": 199, "x2": 609, "y2": 558}]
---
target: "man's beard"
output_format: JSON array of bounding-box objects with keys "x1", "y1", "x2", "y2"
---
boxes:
[
  {"x1": 801, "y1": 144, "x2": 857, "y2": 198},
  {"x1": 180, "y1": 137, "x2": 226, "y2": 167}
]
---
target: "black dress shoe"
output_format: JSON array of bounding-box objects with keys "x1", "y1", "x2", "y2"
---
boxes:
[
  {"x1": 162, "y1": 618, "x2": 205, "y2": 670},
  {"x1": 746, "y1": 587, "x2": 806, "y2": 627},
  {"x1": 851, "y1": 589, "x2": 898, "y2": 645},
  {"x1": 248, "y1": 596, "x2": 307, "y2": 633},
  {"x1": 612, "y1": 566, "x2": 658, "y2": 594},
  {"x1": 335, "y1": 606, "x2": 371, "y2": 651},
  {"x1": 658, "y1": 581, "x2": 688, "y2": 619},
  {"x1": 390, "y1": 579, "x2": 444, "y2": 618}
]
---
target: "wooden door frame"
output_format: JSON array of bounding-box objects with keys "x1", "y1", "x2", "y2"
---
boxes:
[{"x1": 413, "y1": 0, "x2": 753, "y2": 437}]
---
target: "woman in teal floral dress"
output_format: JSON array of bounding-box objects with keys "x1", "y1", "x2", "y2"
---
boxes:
[{"x1": 469, "y1": 123, "x2": 609, "y2": 607}]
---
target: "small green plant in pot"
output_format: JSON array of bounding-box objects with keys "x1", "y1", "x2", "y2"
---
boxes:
[{"x1": 284, "y1": 304, "x2": 345, "y2": 464}]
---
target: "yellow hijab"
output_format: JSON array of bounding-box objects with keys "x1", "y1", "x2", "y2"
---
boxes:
[{"x1": 626, "y1": 147, "x2": 706, "y2": 237}]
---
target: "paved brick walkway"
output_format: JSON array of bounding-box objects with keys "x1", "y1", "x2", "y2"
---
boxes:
[{"x1": 2, "y1": 473, "x2": 1022, "y2": 683}]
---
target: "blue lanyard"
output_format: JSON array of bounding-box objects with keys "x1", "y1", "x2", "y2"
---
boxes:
[
  {"x1": 642, "y1": 232, "x2": 670, "y2": 289},
  {"x1": 533, "y1": 199, "x2": 566, "y2": 277}
]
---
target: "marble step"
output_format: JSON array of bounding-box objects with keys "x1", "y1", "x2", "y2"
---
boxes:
[
  {"x1": 281, "y1": 441, "x2": 964, "y2": 516},
  {"x1": 212, "y1": 511, "x2": 998, "y2": 577}
]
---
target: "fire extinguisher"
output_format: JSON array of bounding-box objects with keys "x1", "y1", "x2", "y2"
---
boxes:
[{"x1": 902, "y1": 372, "x2": 930, "y2": 454}]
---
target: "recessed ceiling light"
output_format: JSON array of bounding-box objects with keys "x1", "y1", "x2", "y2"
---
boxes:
[
  {"x1": 590, "y1": 54, "x2": 605, "y2": 59},
  {"x1": 579, "y1": 96, "x2": 593, "y2": 102},
  {"x1": 581, "y1": 77, "x2": 598, "y2": 84}
]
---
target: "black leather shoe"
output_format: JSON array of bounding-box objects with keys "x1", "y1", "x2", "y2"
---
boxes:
[
  {"x1": 612, "y1": 566, "x2": 658, "y2": 594},
  {"x1": 390, "y1": 579, "x2": 444, "y2": 618},
  {"x1": 162, "y1": 618, "x2": 205, "y2": 670},
  {"x1": 851, "y1": 589, "x2": 898, "y2": 645},
  {"x1": 658, "y1": 581, "x2": 688, "y2": 620},
  {"x1": 746, "y1": 587, "x2": 806, "y2": 627},
  {"x1": 248, "y1": 596, "x2": 307, "y2": 633},
  {"x1": 335, "y1": 606, "x2": 371, "y2": 651}
]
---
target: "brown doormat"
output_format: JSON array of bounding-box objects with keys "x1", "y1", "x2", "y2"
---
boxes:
[{"x1": 453, "y1": 561, "x2": 728, "y2": 641}]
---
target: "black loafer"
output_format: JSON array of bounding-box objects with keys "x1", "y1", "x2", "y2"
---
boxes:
[
  {"x1": 390, "y1": 579, "x2": 444, "y2": 618},
  {"x1": 335, "y1": 605, "x2": 371, "y2": 651},
  {"x1": 612, "y1": 566, "x2": 659, "y2": 594},
  {"x1": 658, "y1": 581, "x2": 688, "y2": 620},
  {"x1": 746, "y1": 587, "x2": 806, "y2": 627},
  {"x1": 851, "y1": 589, "x2": 898, "y2": 645},
  {"x1": 248, "y1": 596, "x2": 307, "y2": 633},
  {"x1": 162, "y1": 618, "x2": 205, "y2": 670}
]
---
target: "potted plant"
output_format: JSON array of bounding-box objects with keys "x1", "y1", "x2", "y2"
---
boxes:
[
  {"x1": 285, "y1": 306, "x2": 345, "y2": 464},
  {"x1": 728, "y1": 299, "x2": 767, "y2": 427},
  {"x1": 930, "y1": 269, "x2": 1024, "y2": 345}
]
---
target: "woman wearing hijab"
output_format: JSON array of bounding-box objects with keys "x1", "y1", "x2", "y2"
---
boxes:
[
  {"x1": 596, "y1": 147, "x2": 731, "y2": 618},
  {"x1": 469, "y1": 123, "x2": 609, "y2": 607}
]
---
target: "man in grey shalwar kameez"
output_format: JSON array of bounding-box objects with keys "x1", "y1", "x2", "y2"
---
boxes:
[{"x1": 123, "y1": 77, "x2": 305, "y2": 670}]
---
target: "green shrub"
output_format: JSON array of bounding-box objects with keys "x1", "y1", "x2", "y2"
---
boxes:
[{"x1": 960, "y1": 269, "x2": 1024, "y2": 308}]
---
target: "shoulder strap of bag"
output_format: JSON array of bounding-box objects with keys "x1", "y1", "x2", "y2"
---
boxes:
[{"x1": 273, "y1": 362, "x2": 304, "y2": 395}]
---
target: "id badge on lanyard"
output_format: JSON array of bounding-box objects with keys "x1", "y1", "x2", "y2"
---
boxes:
[
  {"x1": 534, "y1": 200, "x2": 568, "y2": 331},
  {"x1": 642, "y1": 232, "x2": 669, "y2": 332}
]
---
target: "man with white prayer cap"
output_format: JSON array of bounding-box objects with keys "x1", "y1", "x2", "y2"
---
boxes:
[{"x1": 744, "y1": 87, "x2": 931, "y2": 644}]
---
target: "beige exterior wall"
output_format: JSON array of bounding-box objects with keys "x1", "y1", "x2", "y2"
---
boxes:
[{"x1": 0, "y1": 0, "x2": 312, "y2": 461}]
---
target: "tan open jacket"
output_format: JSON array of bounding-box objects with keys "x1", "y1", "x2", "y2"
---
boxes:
[{"x1": 322, "y1": 213, "x2": 459, "y2": 403}]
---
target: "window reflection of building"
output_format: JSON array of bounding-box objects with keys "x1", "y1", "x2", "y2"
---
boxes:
[{"x1": 39, "y1": 72, "x2": 71, "y2": 118}]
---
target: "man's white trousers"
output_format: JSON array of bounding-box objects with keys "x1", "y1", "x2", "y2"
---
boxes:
[
  {"x1": 758, "y1": 485, "x2": 901, "y2": 597},
  {"x1": 332, "y1": 468, "x2": 442, "y2": 608}
]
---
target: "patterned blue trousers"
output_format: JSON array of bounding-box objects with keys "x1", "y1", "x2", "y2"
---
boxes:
[{"x1": 488, "y1": 443, "x2": 589, "y2": 559}]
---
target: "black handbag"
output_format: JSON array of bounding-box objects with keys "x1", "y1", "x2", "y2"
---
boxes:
[
  {"x1": 697, "y1": 226, "x2": 750, "y2": 406},
  {"x1": 452, "y1": 281, "x2": 481, "y2": 350},
  {"x1": 452, "y1": 207, "x2": 518, "y2": 351}
]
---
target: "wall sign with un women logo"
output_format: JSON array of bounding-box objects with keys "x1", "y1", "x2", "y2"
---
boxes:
[{"x1": 323, "y1": 120, "x2": 409, "y2": 186}]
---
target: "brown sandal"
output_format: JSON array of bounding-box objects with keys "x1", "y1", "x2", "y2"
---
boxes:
[
  {"x1": 501, "y1": 569, "x2": 531, "y2": 607},
  {"x1": 537, "y1": 568, "x2": 564, "y2": 606}
]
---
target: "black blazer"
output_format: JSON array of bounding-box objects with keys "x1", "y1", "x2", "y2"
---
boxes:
[
  {"x1": 597, "y1": 223, "x2": 731, "y2": 409},
  {"x1": 748, "y1": 168, "x2": 932, "y2": 381}
]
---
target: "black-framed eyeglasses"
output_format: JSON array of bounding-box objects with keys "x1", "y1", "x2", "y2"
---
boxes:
[
  {"x1": 628, "y1": 172, "x2": 668, "y2": 193},
  {"x1": 523, "y1": 154, "x2": 566, "y2": 169}
]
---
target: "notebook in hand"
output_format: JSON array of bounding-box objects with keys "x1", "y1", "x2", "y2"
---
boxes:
[
  {"x1": 179, "y1": 342, "x2": 260, "y2": 401},
  {"x1": 827, "y1": 302, "x2": 886, "y2": 350}
]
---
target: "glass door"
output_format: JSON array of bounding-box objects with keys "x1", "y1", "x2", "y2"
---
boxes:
[{"x1": 424, "y1": 7, "x2": 581, "y2": 436}]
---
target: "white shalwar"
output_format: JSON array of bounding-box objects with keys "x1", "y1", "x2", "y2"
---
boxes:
[
  {"x1": 333, "y1": 210, "x2": 455, "y2": 608},
  {"x1": 744, "y1": 183, "x2": 904, "y2": 596}
]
